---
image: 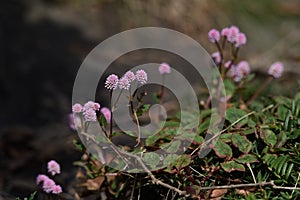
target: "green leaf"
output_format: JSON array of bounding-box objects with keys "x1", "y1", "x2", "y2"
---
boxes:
[
  {"x1": 220, "y1": 133, "x2": 232, "y2": 143},
  {"x1": 163, "y1": 154, "x2": 179, "y2": 166},
  {"x1": 143, "y1": 152, "x2": 160, "y2": 169},
  {"x1": 164, "y1": 121, "x2": 180, "y2": 127},
  {"x1": 163, "y1": 140, "x2": 181, "y2": 153},
  {"x1": 226, "y1": 107, "x2": 248, "y2": 126},
  {"x1": 194, "y1": 135, "x2": 204, "y2": 144},
  {"x1": 180, "y1": 111, "x2": 196, "y2": 124},
  {"x1": 183, "y1": 120, "x2": 199, "y2": 130},
  {"x1": 260, "y1": 129, "x2": 277, "y2": 148},
  {"x1": 100, "y1": 114, "x2": 107, "y2": 127},
  {"x1": 73, "y1": 139, "x2": 85, "y2": 151},
  {"x1": 247, "y1": 119, "x2": 256, "y2": 128},
  {"x1": 174, "y1": 154, "x2": 191, "y2": 170},
  {"x1": 198, "y1": 120, "x2": 210, "y2": 134},
  {"x1": 146, "y1": 133, "x2": 160, "y2": 146},
  {"x1": 221, "y1": 161, "x2": 245, "y2": 172},
  {"x1": 243, "y1": 128, "x2": 256, "y2": 135},
  {"x1": 224, "y1": 79, "x2": 235, "y2": 96},
  {"x1": 277, "y1": 105, "x2": 289, "y2": 121},
  {"x1": 175, "y1": 133, "x2": 194, "y2": 140},
  {"x1": 287, "y1": 129, "x2": 300, "y2": 140},
  {"x1": 213, "y1": 140, "x2": 232, "y2": 158},
  {"x1": 249, "y1": 101, "x2": 264, "y2": 112},
  {"x1": 235, "y1": 154, "x2": 258, "y2": 164},
  {"x1": 275, "y1": 96, "x2": 291, "y2": 107},
  {"x1": 275, "y1": 131, "x2": 287, "y2": 148},
  {"x1": 29, "y1": 191, "x2": 37, "y2": 200},
  {"x1": 200, "y1": 109, "x2": 212, "y2": 121},
  {"x1": 231, "y1": 134, "x2": 253, "y2": 153}
]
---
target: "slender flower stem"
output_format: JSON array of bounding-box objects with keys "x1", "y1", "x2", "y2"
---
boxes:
[
  {"x1": 215, "y1": 41, "x2": 224, "y2": 69},
  {"x1": 158, "y1": 75, "x2": 166, "y2": 118},
  {"x1": 112, "y1": 89, "x2": 123, "y2": 111},
  {"x1": 247, "y1": 76, "x2": 273, "y2": 105},
  {"x1": 129, "y1": 88, "x2": 141, "y2": 146},
  {"x1": 109, "y1": 90, "x2": 113, "y2": 137}
]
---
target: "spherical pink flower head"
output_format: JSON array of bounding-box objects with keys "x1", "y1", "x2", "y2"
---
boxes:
[
  {"x1": 42, "y1": 177, "x2": 55, "y2": 193},
  {"x1": 124, "y1": 70, "x2": 136, "y2": 82},
  {"x1": 101, "y1": 107, "x2": 111, "y2": 122},
  {"x1": 36, "y1": 174, "x2": 49, "y2": 185},
  {"x1": 105, "y1": 74, "x2": 119, "y2": 90},
  {"x1": 83, "y1": 101, "x2": 94, "y2": 111},
  {"x1": 72, "y1": 103, "x2": 82, "y2": 113},
  {"x1": 211, "y1": 52, "x2": 221, "y2": 64},
  {"x1": 47, "y1": 160, "x2": 61, "y2": 176},
  {"x1": 227, "y1": 26, "x2": 240, "y2": 43},
  {"x1": 119, "y1": 77, "x2": 130, "y2": 90},
  {"x1": 83, "y1": 101, "x2": 100, "y2": 111},
  {"x1": 268, "y1": 62, "x2": 284, "y2": 78},
  {"x1": 83, "y1": 109, "x2": 97, "y2": 122},
  {"x1": 158, "y1": 62, "x2": 171, "y2": 74},
  {"x1": 234, "y1": 61, "x2": 250, "y2": 82},
  {"x1": 135, "y1": 70, "x2": 148, "y2": 85},
  {"x1": 221, "y1": 27, "x2": 230, "y2": 37},
  {"x1": 208, "y1": 29, "x2": 220, "y2": 43},
  {"x1": 235, "y1": 32, "x2": 247, "y2": 47},
  {"x1": 52, "y1": 184, "x2": 62, "y2": 194}
]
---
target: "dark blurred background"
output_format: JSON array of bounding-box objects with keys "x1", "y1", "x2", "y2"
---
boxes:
[{"x1": 0, "y1": 0, "x2": 300, "y2": 199}]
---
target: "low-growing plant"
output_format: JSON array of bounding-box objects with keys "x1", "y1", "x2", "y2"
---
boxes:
[{"x1": 67, "y1": 25, "x2": 300, "y2": 200}]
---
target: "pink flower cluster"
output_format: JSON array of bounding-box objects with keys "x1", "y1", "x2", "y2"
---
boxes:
[
  {"x1": 230, "y1": 61, "x2": 251, "y2": 82},
  {"x1": 208, "y1": 25, "x2": 247, "y2": 47},
  {"x1": 72, "y1": 101, "x2": 100, "y2": 122},
  {"x1": 268, "y1": 62, "x2": 284, "y2": 78},
  {"x1": 48, "y1": 160, "x2": 60, "y2": 176},
  {"x1": 36, "y1": 160, "x2": 62, "y2": 194},
  {"x1": 105, "y1": 69, "x2": 148, "y2": 91},
  {"x1": 159, "y1": 62, "x2": 171, "y2": 74},
  {"x1": 70, "y1": 101, "x2": 112, "y2": 127}
]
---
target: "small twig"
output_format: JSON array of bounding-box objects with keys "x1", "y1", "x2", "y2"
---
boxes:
[
  {"x1": 164, "y1": 189, "x2": 171, "y2": 200},
  {"x1": 198, "y1": 181, "x2": 300, "y2": 191},
  {"x1": 200, "y1": 181, "x2": 272, "y2": 190},
  {"x1": 189, "y1": 166, "x2": 205, "y2": 177},
  {"x1": 247, "y1": 163, "x2": 256, "y2": 184},
  {"x1": 291, "y1": 173, "x2": 300, "y2": 197},
  {"x1": 130, "y1": 174, "x2": 137, "y2": 200}
]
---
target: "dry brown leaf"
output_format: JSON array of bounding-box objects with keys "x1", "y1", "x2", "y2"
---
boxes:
[
  {"x1": 210, "y1": 188, "x2": 228, "y2": 198},
  {"x1": 236, "y1": 187, "x2": 256, "y2": 196},
  {"x1": 236, "y1": 189, "x2": 250, "y2": 196}
]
